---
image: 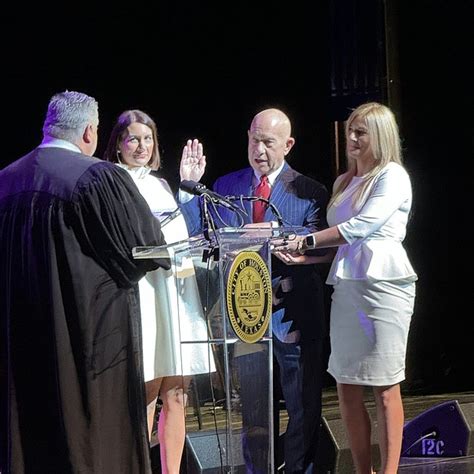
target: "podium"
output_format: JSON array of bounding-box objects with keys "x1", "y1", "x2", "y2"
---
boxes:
[{"x1": 133, "y1": 226, "x2": 294, "y2": 473}]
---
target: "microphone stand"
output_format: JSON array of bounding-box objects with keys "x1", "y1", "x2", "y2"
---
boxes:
[
  {"x1": 159, "y1": 208, "x2": 181, "y2": 227},
  {"x1": 201, "y1": 196, "x2": 220, "y2": 262}
]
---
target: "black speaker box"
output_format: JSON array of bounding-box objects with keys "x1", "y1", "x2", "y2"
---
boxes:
[
  {"x1": 185, "y1": 430, "x2": 246, "y2": 473},
  {"x1": 316, "y1": 416, "x2": 381, "y2": 473},
  {"x1": 401, "y1": 400, "x2": 474, "y2": 458},
  {"x1": 316, "y1": 401, "x2": 474, "y2": 473}
]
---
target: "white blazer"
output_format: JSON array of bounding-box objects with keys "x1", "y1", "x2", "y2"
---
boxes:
[{"x1": 326, "y1": 162, "x2": 418, "y2": 284}]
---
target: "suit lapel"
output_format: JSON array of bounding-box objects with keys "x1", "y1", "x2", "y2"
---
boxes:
[
  {"x1": 267, "y1": 163, "x2": 295, "y2": 222},
  {"x1": 240, "y1": 170, "x2": 254, "y2": 223},
  {"x1": 228, "y1": 169, "x2": 254, "y2": 225}
]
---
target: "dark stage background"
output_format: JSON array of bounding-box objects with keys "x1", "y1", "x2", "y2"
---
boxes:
[{"x1": 2, "y1": 0, "x2": 472, "y2": 394}]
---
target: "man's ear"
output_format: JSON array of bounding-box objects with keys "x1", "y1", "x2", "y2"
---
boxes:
[
  {"x1": 284, "y1": 137, "x2": 295, "y2": 155},
  {"x1": 83, "y1": 124, "x2": 94, "y2": 144}
]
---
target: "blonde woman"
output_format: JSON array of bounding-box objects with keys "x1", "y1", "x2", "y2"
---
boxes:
[{"x1": 275, "y1": 102, "x2": 417, "y2": 474}]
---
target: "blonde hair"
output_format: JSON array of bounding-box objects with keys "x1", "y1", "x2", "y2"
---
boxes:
[{"x1": 329, "y1": 102, "x2": 403, "y2": 209}]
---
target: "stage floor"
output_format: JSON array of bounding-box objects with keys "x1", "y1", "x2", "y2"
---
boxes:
[{"x1": 151, "y1": 387, "x2": 474, "y2": 473}]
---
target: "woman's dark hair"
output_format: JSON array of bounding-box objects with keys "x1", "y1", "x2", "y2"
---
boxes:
[{"x1": 103, "y1": 109, "x2": 160, "y2": 170}]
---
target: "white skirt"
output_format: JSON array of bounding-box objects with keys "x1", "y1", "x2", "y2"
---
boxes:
[
  {"x1": 140, "y1": 260, "x2": 215, "y2": 382},
  {"x1": 327, "y1": 278, "x2": 415, "y2": 386}
]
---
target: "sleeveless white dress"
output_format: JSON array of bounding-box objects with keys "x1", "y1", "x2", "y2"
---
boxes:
[
  {"x1": 326, "y1": 163, "x2": 417, "y2": 386},
  {"x1": 120, "y1": 165, "x2": 215, "y2": 381}
]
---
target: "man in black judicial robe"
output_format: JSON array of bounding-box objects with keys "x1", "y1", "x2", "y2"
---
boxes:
[{"x1": 0, "y1": 91, "x2": 168, "y2": 473}]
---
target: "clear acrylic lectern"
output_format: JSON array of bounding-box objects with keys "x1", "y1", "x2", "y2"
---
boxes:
[{"x1": 133, "y1": 226, "x2": 283, "y2": 473}]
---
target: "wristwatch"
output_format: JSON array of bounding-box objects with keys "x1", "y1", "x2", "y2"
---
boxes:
[
  {"x1": 296, "y1": 234, "x2": 317, "y2": 253},
  {"x1": 302, "y1": 234, "x2": 317, "y2": 251}
]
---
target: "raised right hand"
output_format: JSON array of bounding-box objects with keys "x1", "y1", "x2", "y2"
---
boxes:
[{"x1": 180, "y1": 138, "x2": 206, "y2": 182}]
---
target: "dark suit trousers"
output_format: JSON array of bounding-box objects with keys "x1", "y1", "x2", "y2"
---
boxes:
[{"x1": 273, "y1": 336, "x2": 323, "y2": 474}]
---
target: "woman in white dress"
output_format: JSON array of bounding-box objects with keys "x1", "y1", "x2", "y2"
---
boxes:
[
  {"x1": 274, "y1": 102, "x2": 417, "y2": 474},
  {"x1": 104, "y1": 110, "x2": 211, "y2": 474}
]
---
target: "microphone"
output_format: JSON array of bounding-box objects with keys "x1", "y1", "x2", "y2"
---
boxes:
[{"x1": 179, "y1": 180, "x2": 238, "y2": 211}]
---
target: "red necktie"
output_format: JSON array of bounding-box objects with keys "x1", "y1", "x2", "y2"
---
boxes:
[{"x1": 253, "y1": 175, "x2": 271, "y2": 223}]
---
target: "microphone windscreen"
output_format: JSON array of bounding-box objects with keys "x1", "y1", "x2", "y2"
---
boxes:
[{"x1": 179, "y1": 180, "x2": 200, "y2": 194}]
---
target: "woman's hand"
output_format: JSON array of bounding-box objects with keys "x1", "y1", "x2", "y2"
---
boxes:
[
  {"x1": 180, "y1": 138, "x2": 206, "y2": 182},
  {"x1": 273, "y1": 250, "x2": 311, "y2": 265},
  {"x1": 271, "y1": 234, "x2": 304, "y2": 253}
]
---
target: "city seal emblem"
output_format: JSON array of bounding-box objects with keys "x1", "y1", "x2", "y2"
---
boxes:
[{"x1": 226, "y1": 251, "x2": 272, "y2": 343}]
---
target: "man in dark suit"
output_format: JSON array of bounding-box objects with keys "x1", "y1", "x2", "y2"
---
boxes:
[{"x1": 179, "y1": 108, "x2": 330, "y2": 473}]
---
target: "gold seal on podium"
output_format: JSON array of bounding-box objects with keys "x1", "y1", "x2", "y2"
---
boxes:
[{"x1": 226, "y1": 251, "x2": 272, "y2": 343}]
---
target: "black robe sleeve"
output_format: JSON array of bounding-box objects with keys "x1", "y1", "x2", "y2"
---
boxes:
[{"x1": 71, "y1": 163, "x2": 170, "y2": 288}]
